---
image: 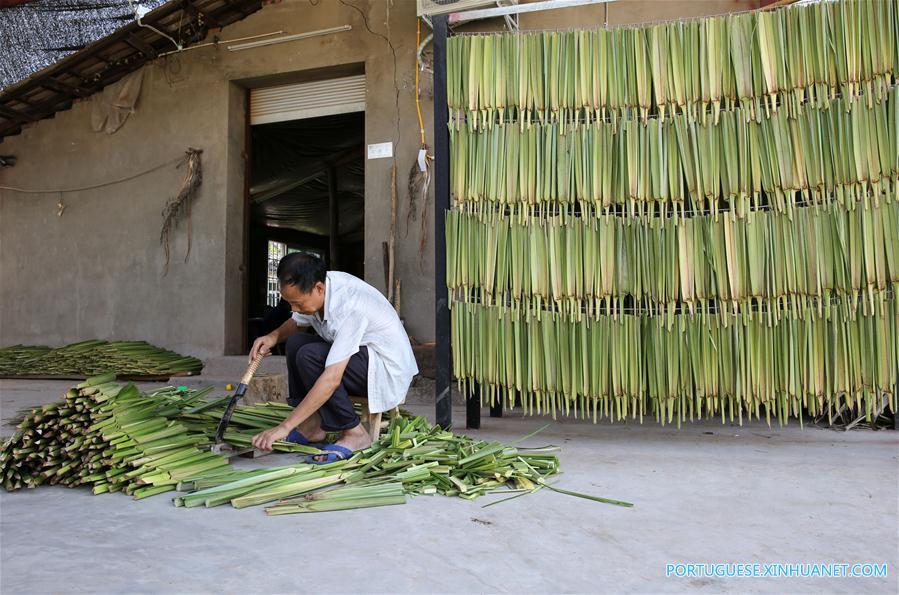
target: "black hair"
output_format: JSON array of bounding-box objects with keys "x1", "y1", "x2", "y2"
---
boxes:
[{"x1": 276, "y1": 252, "x2": 326, "y2": 293}]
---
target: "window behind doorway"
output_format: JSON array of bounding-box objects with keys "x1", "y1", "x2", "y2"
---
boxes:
[{"x1": 266, "y1": 241, "x2": 325, "y2": 307}]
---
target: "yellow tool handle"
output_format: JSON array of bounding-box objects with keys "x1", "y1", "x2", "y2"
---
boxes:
[{"x1": 240, "y1": 352, "x2": 265, "y2": 386}]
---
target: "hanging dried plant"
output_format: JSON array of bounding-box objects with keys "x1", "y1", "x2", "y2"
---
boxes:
[
  {"x1": 160, "y1": 148, "x2": 203, "y2": 275},
  {"x1": 405, "y1": 146, "x2": 432, "y2": 269},
  {"x1": 416, "y1": 152, "x2": 433, "y2": 271},
  {"x1": 405, "y1": 146, "x2": 431, "y2": 231}
]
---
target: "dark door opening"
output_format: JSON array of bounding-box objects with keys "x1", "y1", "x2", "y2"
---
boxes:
[{"x1": 246, "y1": 111, "x2": 365, "y2": 351}]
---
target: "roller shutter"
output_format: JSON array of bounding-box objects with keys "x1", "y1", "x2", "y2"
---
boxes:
[{"x1": 250, "y1": 74, "x2": 366, "y2": 125}]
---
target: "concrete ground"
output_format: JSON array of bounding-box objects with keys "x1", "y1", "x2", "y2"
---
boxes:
[{"x1": 1, "y1": 378, "x2": 897, "y2": 594}]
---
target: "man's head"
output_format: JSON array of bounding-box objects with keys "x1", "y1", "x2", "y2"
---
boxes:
[{"x1": 277, "y1": 252, "x2": 326, "y2": 315}]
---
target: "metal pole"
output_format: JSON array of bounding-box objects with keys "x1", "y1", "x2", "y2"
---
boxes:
[
  {"x1": 327, "y1": 166, "x2": 339, "y2": 270},
  {"x1": 433, "y1": 15, "x2": 454, "y2": 430},
  {"x1": 490, "y1": 397, "x2": 503, "y2": 418},
  {"x1": 467, "y1": 383, "x2": 482, "y2": 430}
]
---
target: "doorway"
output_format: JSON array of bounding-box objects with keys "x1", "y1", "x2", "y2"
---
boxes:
[{"x1": 245, "y1": 111, "x2": 365, "y2": 351}]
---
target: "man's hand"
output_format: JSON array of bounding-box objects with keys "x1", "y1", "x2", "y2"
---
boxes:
[
  {"x1": 252, "y1": 424, "x2": 290, "y2": 451},
  {"x1": 249, "y1": 333, "x2": 278, "y2": 364}
]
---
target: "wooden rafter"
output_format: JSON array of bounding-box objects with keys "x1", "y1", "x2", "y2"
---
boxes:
[
  {"x1": 184, "y1": 0, "x2": 223, "y2": 29},
  {"x1": 0, "y1": 105, "x2": 34, "y2": 123},
  {"x1": 41, "y1": 77, "x2": 93, "y2": 98},
  {"x1": 124, "y1": 34, "x2": 160, "y2": 59}
]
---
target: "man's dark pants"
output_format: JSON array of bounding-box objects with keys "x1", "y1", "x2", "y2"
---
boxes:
[{"x1": 285, "y1": 332, "x2": 366, "y2": 431}]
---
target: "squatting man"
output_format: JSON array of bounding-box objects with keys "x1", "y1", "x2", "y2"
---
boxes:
[{"x1": 250, "y1": 253, "x2": 418, "y2": 463}]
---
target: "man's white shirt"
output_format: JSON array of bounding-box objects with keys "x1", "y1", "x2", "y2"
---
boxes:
[{"x1": 291, "y1": 271, "x2": 418, "y2": 413}]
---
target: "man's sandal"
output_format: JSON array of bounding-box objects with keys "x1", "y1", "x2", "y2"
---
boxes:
[{"x1": 304, "y1": 444, "x2": 353, "y2": 465}]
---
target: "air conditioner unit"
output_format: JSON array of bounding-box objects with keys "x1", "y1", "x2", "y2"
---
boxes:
[{"x1": 417, "y1": 0, "x2": 515, "y2": 17}]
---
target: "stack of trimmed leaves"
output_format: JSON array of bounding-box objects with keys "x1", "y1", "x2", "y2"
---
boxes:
[{"x1": 0, "y1": 340, "x2": 203, "y2": 378}]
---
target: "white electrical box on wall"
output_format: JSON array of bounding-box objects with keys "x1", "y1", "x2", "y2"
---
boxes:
[{"x1": 367, "y1": 142, "x2": 393, "y2": 159}]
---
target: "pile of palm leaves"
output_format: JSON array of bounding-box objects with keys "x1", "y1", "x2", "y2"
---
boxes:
[
  {"x1": 1, "y1": 379, "x2": 631, "y2": 512},
  {"x1": 171, "y1": 414, "x2": 632, "y2": 515}
]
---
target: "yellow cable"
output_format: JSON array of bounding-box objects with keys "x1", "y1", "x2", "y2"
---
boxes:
[{"x1": 415, "y1": 17, "x2": 426, "y2": 146}]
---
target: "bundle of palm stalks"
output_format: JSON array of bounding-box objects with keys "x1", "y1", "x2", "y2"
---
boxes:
[
  {"x1": 451, "y1": 298, "x2": 897, "y2": 427},
  {"x1": 447, "y1": 0, "x2": 898, "y2": 126},
  {"x1": 0, "y1": 380, "x2": 324, "y2": 496},
  {"x1": 445, "y1": 0, "x2": 899, "y2": 427},
  {"x1": 0, "y1": 340, "x2": 203, "y2": 378},
  {"x1": 0, "y1": 376, "x2": 220, "y2": 495},
  {"x1": 447, "y1": 200, "x2": 899, "y2": 317},
  {"x1": 449, "y1": 86, "x2": 899, "y2": 216}
]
